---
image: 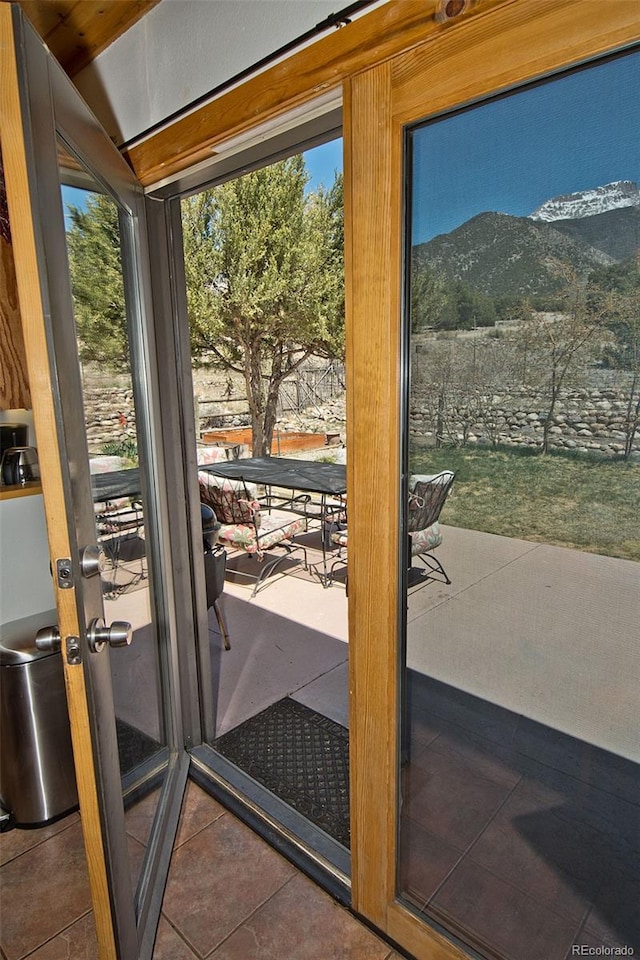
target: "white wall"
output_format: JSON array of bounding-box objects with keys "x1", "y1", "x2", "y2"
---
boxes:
[
  {"x1": 73, "y1": 0, "x2": 355, "y2": 146},
  {"x1": 0, "y1": 411, "x2": 55, "y2": 623},
  {"x1": 0, "y1": 494, "x2": 55, "y2": 623}
]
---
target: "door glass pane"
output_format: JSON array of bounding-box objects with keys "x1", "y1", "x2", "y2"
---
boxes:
[
  {"x1": 400, "y1": 52, "x2": 640, "y2": 959},
  {"x1": 59, "y1": 143, "x2": 170, "y2": 897},
  {"x1": 181, "y1": 141, "x2": 350, "y2": 862}
]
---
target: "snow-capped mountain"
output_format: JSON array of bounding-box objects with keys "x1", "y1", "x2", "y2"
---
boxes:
[{"x1": 529, "y1": 180, "x2": 640, "y2": 222}]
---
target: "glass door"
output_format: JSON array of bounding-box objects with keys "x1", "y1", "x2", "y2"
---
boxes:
[
  {"x1": 155, "y1": 129, "x2": 351, "y2": 886},
  {"x1": 346, "y1": 4, "x2": 640, "y2": 959},
  {"x1": 1, "y1": 7, "x2": 189, "y2": 958}
]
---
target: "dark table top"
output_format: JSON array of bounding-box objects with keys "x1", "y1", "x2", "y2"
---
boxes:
[
  {"x1": 91, "y1": 467, "x2": 140, "y2": 502},
  {"x1": 199, "y1": 456, "x2": 346, "y2": 496}
]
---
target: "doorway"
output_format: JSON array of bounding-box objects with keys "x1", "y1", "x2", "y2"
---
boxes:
[{"x1": 172, "y1": 136, "x2": 351, "y2": 876}]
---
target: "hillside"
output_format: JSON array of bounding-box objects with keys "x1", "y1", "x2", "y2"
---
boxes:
[{"x1": 413, "y1": 212, "x2": 615, "y2": 300}]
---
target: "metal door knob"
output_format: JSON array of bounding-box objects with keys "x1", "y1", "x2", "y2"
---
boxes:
[
  {"x1": 88, "y1": 617, "x2": 133, "y2": 653},
  {"x1": 35, "y1": 625, "x2": 61, "y2": 653}
]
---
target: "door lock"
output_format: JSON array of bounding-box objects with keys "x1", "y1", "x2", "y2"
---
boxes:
[
  {"x1": 87, "y1": 617, "x2": 133, "y2": 654},
  {"x1": 80, "y1": 544, "x2": 107, "y2": 578}
]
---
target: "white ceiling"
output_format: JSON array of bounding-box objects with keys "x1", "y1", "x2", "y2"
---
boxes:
[{"x1": 73, "y1": 0, "x2": 382, "y2": 147}]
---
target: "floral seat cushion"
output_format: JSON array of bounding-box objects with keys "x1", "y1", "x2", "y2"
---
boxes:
[
  {"x1": 196, "y1": 446, "x2": 231, "y2": 465},
  {"x1": 330, "y1": 528, "x2": 348, "y2": 548},
  {"x1": 217, "y1": 512, "x2": 306, "y2": 557},
  {"x1": 410, "y1": 521, "x2": 442, "y2": 555}
]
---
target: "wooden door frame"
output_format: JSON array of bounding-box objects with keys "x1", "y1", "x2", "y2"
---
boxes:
[
  {"x1": 2, "y1": 7, "x2": 192, "y2": 958},
  {"x1": 0, "y1": 6, "x2": 123, "y2": 956},
  {"x1": 345, "y1": 3, "x2": 639, "y2": 957},
  {"x1": 128, "y1": 1, "x2": 637, "y2": 955}
]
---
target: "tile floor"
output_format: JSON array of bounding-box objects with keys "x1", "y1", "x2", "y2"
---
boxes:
[
  {"x1": 400, "y1": 674, "x2": 640, "y2": 960},
  {"x1": 0, "y1": 781, "x2": 402, "y2": 960}
]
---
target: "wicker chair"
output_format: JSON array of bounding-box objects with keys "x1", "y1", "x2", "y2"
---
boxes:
[{"x1": 407, "y1": 470, "x2": 455, "y2": 585}]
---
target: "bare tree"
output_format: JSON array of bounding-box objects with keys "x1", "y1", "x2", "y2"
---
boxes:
[{"x1": 515, "y1": 264, "x2": 608, "y2": 454}]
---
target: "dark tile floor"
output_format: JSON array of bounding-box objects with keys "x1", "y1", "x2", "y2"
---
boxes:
[
  {"x1": 0, "y1": 782, "x2": 401, "y2": 960},
  {"x1": 400, "y1": 674, "x2": 640, "y2": 960}
]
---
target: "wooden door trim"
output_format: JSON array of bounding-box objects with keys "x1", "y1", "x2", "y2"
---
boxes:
[
  {"x1": 344, "y1": 58, "x2": 400, "y2": 928},
  {"x1": 345, "y1": 1, "x2": 639, "y2": 956},
  {"x1": 390, "y1": 0, "x2": 640, "y2": 125},
  {"x1": 0, "y1": 6, "x2": 116, "y2": 957}
]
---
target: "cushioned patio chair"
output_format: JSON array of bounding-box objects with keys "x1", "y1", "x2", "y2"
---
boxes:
[
  {"x1": 325, "y1": 502, "x2": 348, "y2": 588},
  {"x1": 407, "y1": 470, "x2": 455, "y2": 585},
  {"x1": 198, "y1": 471, "x2": 308, "y2": 596}
]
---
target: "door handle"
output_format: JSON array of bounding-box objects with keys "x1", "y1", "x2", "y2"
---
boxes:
[
  {"x1": 35, "y1": 625, "x2": 62, "y2": 653},
  {"x1": 87, "y1": 617, "x2": 133, "y2": 654}
]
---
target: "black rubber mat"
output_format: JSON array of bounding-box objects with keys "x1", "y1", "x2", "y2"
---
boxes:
[
  {"x1": 116, "y1": 717, "x2": 162, "y2": 775},
  {"x1": 214, "y1": 697, "x2": 350, "y2": 848}
]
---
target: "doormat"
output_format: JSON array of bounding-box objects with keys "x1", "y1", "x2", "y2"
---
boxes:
[
  {"x1": 116, "y1": 717, "x2": 161, "y2": 775},
  {"x1": 214, "y1": 697, "x2": 350, "y2": 848}
]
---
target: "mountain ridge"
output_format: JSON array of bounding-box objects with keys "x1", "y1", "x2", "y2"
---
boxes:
[
  {"x1": 529, "y1": 180, "x2": 640, "y2": 222},
  {"x1": 413, "y1": 181, "x2": 640, "y2": 302}
]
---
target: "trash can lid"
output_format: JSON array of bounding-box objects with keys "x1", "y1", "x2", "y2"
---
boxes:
[{"x1": 0, "y1": 610, "x2": 59, "y2": 665}]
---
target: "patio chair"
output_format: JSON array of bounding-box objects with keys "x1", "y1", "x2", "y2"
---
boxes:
[
  {"x1": 407, "y1": 470, "x2": 455, "y2": 585},
  {"x1": 201, "y1": 503, "x2": 230, "y2": 650},
  {"x1": 95, "y1": 499, "x2": 147, "y2": 598},
  {"x1": 324, "y1": 502, "x2": 348, "y2": 588},
  {"x1": 198, "y1": 472, "x2": 308, "y2": 596}
]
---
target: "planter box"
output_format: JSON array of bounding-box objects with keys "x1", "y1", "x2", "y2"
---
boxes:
[{"x1": 201, "y1": 428, "x2": 328, "y2": 454}]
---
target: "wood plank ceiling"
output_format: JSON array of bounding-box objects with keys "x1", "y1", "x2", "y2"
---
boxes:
[{"x1": 13, "y1": 1, "x2": 159, "y2": 76}]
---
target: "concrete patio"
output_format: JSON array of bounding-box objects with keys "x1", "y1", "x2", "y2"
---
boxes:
[
  {"x1": 106, "y1": 522, "x2": 639, "y2": 764},
  {"x1": 195, "y1": 524, "x2": 639, "y2": 765},
  {"x1": 49, "y1": 523, "x2": 640, "y2": 958}
]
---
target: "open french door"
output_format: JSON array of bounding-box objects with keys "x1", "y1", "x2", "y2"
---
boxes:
[{"x1": 1, "y1": 6, "x2": 192, "y2": 958}]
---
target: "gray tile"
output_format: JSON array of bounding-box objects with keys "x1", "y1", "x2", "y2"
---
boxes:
[
  {"x1": 0, "y1": 820, "x2": 92, "y2": 960},
  {"x1": 584, "y1": 878, "x2": 640, "y2": 951},
  {"x1": 24, "y1": 913, "x2": 97, "y2": 960},
  {"x1": 432, "y1": 856, "x2": 579, "y2": 960},
  {"x1": 0, "y1": 811, "x2": 80, "y2": 867},
  {"x1": 208, "y1": 872, "x2": 391, "y2": 960},
  {"x1": 403, "y1": 738, "x2": 515, "y2": 849}
]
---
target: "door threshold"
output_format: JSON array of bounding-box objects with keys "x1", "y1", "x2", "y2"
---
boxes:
[{"x1": 189, "y1": 744, "x2": 351, "y2": 904}]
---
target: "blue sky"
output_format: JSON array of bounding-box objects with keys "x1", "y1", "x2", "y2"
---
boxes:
[
  {"x1": 304, "y1": 138, "x2": 343, "y2": 193},
  {"x1": 411, "y1": 50, "x2": 639, "y2": 245},
  {"x1": 62, "y1": 186, "x2": 89, "y2": 228}
]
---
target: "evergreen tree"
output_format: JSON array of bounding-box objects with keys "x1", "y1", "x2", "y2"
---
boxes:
[
  {"x1": 182, "y1": 156, "x2": 344, "y2": 454},
  {"x1": 66, "y1": 193, "x2": 128, "y2": 368},
  {"x1": 65, "y1": 156, "x2": 345, "y2": 456}
]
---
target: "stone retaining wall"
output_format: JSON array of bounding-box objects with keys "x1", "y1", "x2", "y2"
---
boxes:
[
  {"x1": 409, "y1": 384, "x2": 639, "y2": 458},
  {"x1": 84, "y1": 386, "x2": 136, "y2": 451},
  {"x1": 82, "y1": 373, "x2": 637, "y2": 460}
]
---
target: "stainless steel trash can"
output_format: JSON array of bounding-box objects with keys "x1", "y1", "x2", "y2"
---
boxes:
[{"x1": 0, "y1": 610, "x2": 78, "y2": 827}]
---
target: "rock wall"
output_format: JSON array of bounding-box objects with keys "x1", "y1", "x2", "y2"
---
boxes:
[
  {"x1": 81, "y1": 367, "x2": 637, "y2": 460},
  {"x1": 409, "y1": 382, "x2": 639, "y2": 458}
]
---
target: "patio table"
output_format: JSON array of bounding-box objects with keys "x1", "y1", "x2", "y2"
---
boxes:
[
  {"x1": 91, "y1": 467, "x2": 140, "y2": 503},
  {"x1": 198, "y1": 456, "x2": 346, "y2": 497}
]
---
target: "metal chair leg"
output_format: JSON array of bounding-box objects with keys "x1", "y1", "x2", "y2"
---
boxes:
[{"x1": 213, "y1": 599, "x2": 230, "y2": 650}]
